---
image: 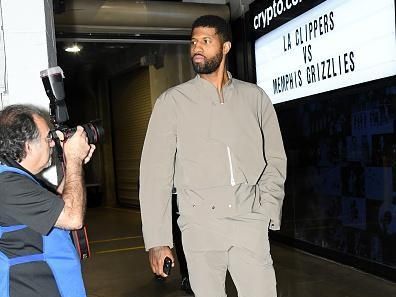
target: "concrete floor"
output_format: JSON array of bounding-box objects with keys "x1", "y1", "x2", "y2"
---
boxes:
[{"x1": 82, "y1": 207, "x2": 396, "y2": 297}]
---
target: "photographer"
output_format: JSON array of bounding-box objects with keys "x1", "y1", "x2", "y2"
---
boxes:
[{"x1": 0, "y1": 104, "x2": 95, "y2": 297}]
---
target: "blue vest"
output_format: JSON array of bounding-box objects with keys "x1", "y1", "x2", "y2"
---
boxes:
[{"x1": 0, "y1": 165, "x2": 86, "y2": 297}]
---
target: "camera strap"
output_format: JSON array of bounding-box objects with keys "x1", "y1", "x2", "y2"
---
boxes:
[{"x1": 71, "y1": 227, "x2": 91, "y2": 260}]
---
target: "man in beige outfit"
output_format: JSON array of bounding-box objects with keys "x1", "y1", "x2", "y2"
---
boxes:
[{"x1": 139, "y1": 15, "x2": 287, "y2": 297}]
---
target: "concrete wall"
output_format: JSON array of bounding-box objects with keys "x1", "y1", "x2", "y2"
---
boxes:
[
  {"x1": 1, "y1": 0, "x2": 56, "y2": 108},
  {"x1": 149, "y1": 44, "x2": 194, "y2": 107},
  {"x1": 1, "y1": 0, "x2": 58, "y2": 184}
]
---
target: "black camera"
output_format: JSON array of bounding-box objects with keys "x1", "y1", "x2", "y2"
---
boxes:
[{"x1": 40, "y1": 66, "x2": 104, "y2": 144}]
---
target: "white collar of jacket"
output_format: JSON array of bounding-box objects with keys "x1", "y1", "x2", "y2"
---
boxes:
[{"x1": 194, "y1": 71, "x2": 234, "y2": 90}]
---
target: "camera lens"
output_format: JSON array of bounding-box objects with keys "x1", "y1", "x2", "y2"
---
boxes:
[
  {"x1": 81, "y1": 120, "x2": 104, "y2": 144},
  {"x1": 64, "y1": 120, "x2": 104, "y2": 144}
]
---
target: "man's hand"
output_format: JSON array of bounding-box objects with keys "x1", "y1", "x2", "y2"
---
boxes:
[
  {"x1": 62, "y1": 126, "x2": 91, "y2": 164},
  {"x1": 55, "y1": 128, "x2": 96, "y2": 165},
  {"x1": 148, "y1": 246, "x2": 175, "y2": 277}
]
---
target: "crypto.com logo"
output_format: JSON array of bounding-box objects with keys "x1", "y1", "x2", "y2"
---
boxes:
[{"x1": 253, "y1": 0, "x2": 303, "y2": 30}]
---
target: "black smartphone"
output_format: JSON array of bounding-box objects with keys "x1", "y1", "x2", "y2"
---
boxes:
[{"x1": 163, "y1": 256, "x2": 172, "y2": 275}]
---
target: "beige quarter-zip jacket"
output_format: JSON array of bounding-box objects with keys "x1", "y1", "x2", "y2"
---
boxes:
[{"x1": 140, "y1": 74, "x2": 287, "y2": 250}]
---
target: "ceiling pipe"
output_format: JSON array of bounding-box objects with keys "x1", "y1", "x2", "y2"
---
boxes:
[{"x1": 55, "y1": 0, "x2": 230, "y2": 36}]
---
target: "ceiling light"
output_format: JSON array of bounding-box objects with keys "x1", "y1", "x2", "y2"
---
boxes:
[{"x1": 65, "y1": 44, "x2": 81, "y2": 53}]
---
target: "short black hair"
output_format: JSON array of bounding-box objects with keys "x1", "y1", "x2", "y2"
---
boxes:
[
  {"x1": 0, "y1": 104, "x2": 46, "y2": 162},
  {"x1": 191, "y1": 15, "x2": 232, "y2": 43}
]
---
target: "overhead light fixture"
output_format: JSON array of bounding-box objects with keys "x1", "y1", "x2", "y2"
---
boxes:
[{"x1": 65, "y1": 44, "x2": 81, "y2": 53}]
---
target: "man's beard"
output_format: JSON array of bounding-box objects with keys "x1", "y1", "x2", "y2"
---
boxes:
[{"x1": 192, "y1": 51, "x2": 223, "y2": 74}]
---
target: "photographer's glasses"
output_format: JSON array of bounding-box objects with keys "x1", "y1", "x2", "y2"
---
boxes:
[{"x1": 45, "y1": 131, "x2": 54, "y2": 144}]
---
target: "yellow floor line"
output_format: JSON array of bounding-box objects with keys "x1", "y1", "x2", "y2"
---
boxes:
[
  {"x1": 95, "y1": 246, "x2": 145, "y2": 254},
  {"x1": 90, "y1": 235, "x2": 143, "y2": 244}
]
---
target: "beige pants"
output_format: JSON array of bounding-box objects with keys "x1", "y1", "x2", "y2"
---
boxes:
[{"x1": 181, "y1": 217, "x2": 277, "y2": 297}]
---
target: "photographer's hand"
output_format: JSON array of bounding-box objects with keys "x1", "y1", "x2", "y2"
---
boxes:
[
  {"x1": 55, "y1": 130, "x2": 95, "y2": 194},
  {"x1": 63, "y1": 126, "x2": 91, "y2": 163}
]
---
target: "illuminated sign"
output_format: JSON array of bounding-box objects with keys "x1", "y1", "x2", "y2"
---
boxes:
[
  {"x1": 255, "y1": 0, "x2": 396, "y2": 104},
  {"x1": 253, "y1": 0, "x2": 304, "y2": 30}
]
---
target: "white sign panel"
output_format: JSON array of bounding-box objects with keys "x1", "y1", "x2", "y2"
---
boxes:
[
  {"x1": 0, "y1": 2, "x2": 6, "y2": 94},
  {"x1": 255, "y1": 0, "x2": 396, "y2": 104}
]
